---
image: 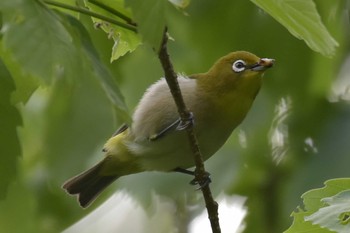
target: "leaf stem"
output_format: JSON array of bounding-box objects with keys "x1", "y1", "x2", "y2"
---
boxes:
[
  {"x1": 42, "y1": 0, "x2": 137, "y2": 32},
  {"x1": 87, "y1": 0, "x2": 136, "y2": 26}
]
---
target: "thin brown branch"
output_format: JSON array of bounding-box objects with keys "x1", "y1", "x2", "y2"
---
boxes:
[{"x1": 158, "y1": 27, "x2": 221, "y2": 233}]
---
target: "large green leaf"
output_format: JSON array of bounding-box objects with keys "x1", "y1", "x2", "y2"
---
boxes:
[
  {"x1": 250, "y1": 0, "x2": 338, "y2": 57},
  {"x1": 0, "y1": 58, "x2": 22, "y2": 199},
  {"x1": 63, "y1": 15, "x2": 130, "y2": 122},
  {"x1": 285, "y1": 178, "x2": 350, "y2": 233},
  {"x1": 1, "y1": 0, "x2": 79, "y2": 83},
  {"x1": 1, "y1": 0, "x2": 130, "y2": 121}
]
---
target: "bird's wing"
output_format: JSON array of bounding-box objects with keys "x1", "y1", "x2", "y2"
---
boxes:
[{"x1": 112, "y1": 123, "x2": 129, "y2": 136}]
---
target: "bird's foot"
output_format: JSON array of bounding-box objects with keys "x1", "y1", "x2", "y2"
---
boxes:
[
  {"x1": 190, "y1": 171, "x2": 212, "y2": 189},
  {"x1": 173, "y1": 167, "x2": 211, "y2": 189},
  {"x1": 176, "y1": 112, "x2": 194, "y2": 131}
]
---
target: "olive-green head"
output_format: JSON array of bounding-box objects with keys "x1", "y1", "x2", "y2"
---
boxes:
[{"x1": 201, "y1": 51, "x2": 274, "y2": 94}]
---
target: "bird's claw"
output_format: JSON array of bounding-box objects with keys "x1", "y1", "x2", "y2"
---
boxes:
[
  {"x1": 176, "y1": 112, "x2": 194, "y2": 131},
  {"x1": 173, "y1": 167, "x2": 212, "y2": 189},
  {"x1": 190, "y1": 171, "x2": 212, "y2": 189}
]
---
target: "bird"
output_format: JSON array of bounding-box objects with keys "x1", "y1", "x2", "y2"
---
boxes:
[{"x1": 62, "y1": 51, "x2": 274, "y2": 208}]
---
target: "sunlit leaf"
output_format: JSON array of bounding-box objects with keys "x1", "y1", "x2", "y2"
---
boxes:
[
  {"x1": 285, "y1": 178, "x2": 350, "y2": 233},
  {"x1": 250, "y1": 0, "x2": 338, "y2": 57},
  {"x1": 305, "y1": 190, "x2": 350, "y2": 233},
  {"x1": 0, "y1": 58, "x2": 22, "y2": 199},
  {"x1": 109, "y1": 28, "x2": 141, "y2": 62},
  {"x1": 85, "y1": 0, "x2": 141, "y2": 61}
]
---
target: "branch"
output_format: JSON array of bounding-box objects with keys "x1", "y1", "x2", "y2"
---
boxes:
[
  {"x1": 42, "y1": 0, "x2": 137, "y2": 32},
  {"x1": 158, "y1": 27, "x2": 221, "y2": 233}
]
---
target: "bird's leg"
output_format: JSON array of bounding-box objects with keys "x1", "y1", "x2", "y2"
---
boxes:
[
  {"x1": 176, "y1": 112, "x2": 194, "y2": 131},
  {"x1": 149, "y1": 118, "x2": 181, "y2": 141},
  {"x1": 190, "y1": 170, "x2": 212, "y2": 189},
  {"x1": 173, "y1": 167, "x2": 195, "y2": 176},
  {"x1": 149, "y1": 112, "x2": 194, "y2": 141},
  {"x1": 173, "y1": 167, "x2": 212, "y2": 189}
]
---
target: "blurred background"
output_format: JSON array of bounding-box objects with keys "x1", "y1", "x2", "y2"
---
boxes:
[{"x1": 1, "y1": 0, "x2": 350, "y2": 232}]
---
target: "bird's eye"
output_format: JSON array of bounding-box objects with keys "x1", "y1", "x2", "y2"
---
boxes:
[{"x1": 232, "y1": 60, "x2": 246, "y2": 73}]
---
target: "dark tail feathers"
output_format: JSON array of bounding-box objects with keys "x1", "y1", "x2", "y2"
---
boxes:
[{"x1": 62, "y1": 161, "x2": 118, "y2": 208}]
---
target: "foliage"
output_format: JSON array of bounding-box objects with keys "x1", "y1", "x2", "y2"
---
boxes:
[
  {"x1": 85, "y1": 0, "x2": 141, "y2": 61},
  {"x1": 252, "y1": 0, "x2": 338, "y2": 57},
  {"x1": 0, "y1": 0, "x2": 350, "y2": 232},
  {"x1": 0, "y1": 58, "x2": 22, "y2": 199},
  {"x1": 285, "y1": 179, "x2": 350, "y2": 233}
]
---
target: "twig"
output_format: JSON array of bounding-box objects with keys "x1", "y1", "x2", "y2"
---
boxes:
[
  {"x1": 87, "y1": 0, "x2": 137, "y2": 26},
  {"x1": 158, "y1": 27, "x2": 221, "y2": 233},
  {"x1": 42, "y1": 0, "x2": 137, "y2": 32}
]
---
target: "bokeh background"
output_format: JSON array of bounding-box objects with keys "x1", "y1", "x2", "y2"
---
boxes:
[{"x1": 1, "y1": 0, "x2": 350, "y2": 232}]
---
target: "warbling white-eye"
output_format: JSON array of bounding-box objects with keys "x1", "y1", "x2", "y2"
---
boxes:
[{"x1": 63, "y1": 51, "x2": 274, "y2": 207}]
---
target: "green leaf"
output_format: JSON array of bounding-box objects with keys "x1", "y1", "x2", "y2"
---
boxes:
[
  {"x1": 85, "y1": 0, "x2": 141, "y2": 61},
  {"x1": 39, "y1": 15, "x2": 130, "y2": 181},
  {"x1": 168, "y1": 0, "x2": 191, "y2": 9},
  {"x1": 285, "y1": 178, "x2": 350, "y2": 233},
  {"x1": 109, "y1": 28, "x2": 141, "y2": 62},
  {"x1": 305, "y1": 190, "x2": 350, "y2": 233},
  {"x1": 63, "y1": 14, "x2": 130, "y2": 122},
  {"x1": 1, "y1": 0, "x2": 79, "y2": 83},
  {"x1": 285, "y1": 210, "x2": 331, "y2": 233},
  {"x1": 125, "y1": 0, "x2": 167, "y2": 49},
  {"x1": 0, "y1": 57, "x2": 22, "y2": 199},
  {"x1": 250, "y1": 0, "x2": 338, "y2": 57},
  {"x1": 2, "y1": 0, "x2": 130, "y2": 121},
  {"x1": 0, "y1": 44, "x2": 39, "y2": 104}
]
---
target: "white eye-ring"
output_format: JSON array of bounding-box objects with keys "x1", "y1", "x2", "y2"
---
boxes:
[{"x1": 232, "y1": 60, "x2": 246, "y2": 73}]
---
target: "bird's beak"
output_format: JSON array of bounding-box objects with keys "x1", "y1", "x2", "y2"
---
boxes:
[{"x1": 250, "y1": 58, "x2": 275, "y2": 71}]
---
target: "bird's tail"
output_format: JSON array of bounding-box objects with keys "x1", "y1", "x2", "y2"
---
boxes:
[{"x1": 62, "y1": 160, "x2": 118, "y2": 208}]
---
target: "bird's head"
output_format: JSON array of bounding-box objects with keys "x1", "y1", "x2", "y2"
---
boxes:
[{"x1": 202, "y1": 51, "x2": 274, "y2": 95}]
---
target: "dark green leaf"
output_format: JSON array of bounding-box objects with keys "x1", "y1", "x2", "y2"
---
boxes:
[
  {"x1": 0, "y1": 58, "x2": 22, "y2": 199},
  {"x1": 0, "y1": 47, "x2": 39, "y2": 104}
]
